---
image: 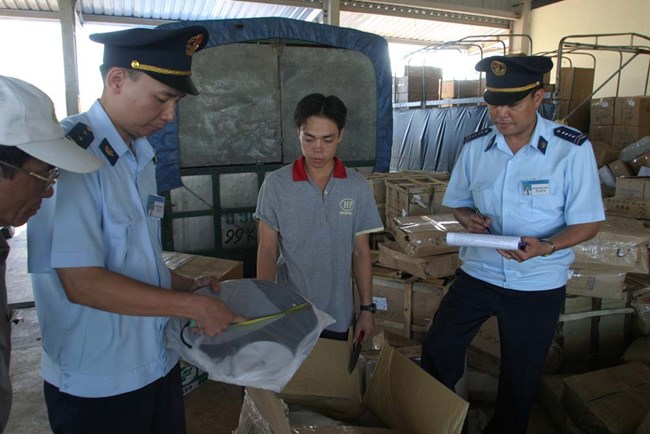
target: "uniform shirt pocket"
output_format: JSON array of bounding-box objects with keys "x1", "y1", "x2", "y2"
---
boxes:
[
  {"x1": 518, "y1": 179, "x2": 561, "y2": 221},
  {"x1": 469, "y1": 180, "x2": 498, "y2": 214},
  {"x1": 105, "y1": 203, "x2": 141, "y2": 270}
]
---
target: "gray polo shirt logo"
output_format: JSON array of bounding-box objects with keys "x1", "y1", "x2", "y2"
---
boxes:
[{"x1": 339, "y1": 198, "x2": 355, "y2": 215}]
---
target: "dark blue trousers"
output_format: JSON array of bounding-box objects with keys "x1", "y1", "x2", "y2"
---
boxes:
[
  {"x1": 422, "y1": 269, "x2": 565, "y2": 434},
  {"x1": 44, "y1": 362, "x2": 186, "y2": 434}
]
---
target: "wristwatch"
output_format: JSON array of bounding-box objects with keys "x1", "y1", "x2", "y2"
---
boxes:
[
  {"x1": 540, "y1": 239, "x2": 556, "y2": 257},
  {"x1": 359, "y1": 303, "x2": 377, "y2": 314}
]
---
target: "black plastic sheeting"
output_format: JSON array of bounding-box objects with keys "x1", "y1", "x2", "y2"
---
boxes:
[{"x1": 391, "y1": 104, "x2": 556, "y2": 172}]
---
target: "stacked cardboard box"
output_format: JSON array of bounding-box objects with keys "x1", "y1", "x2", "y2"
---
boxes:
[
  {"x1": 393, "y1": 66, "x2": 442, "y2": 103},
  {"x1": 605, "y1": 176, "x2": 650, "y2": 220},
  {"x1": 589, "y1": 97, "x2": 616, "y2": 146},
  {"x1": 391, "y1": 214, "x2": 462, "y2": 257},
  {"x1": 589, "y1": 97, "x2": 624, "y2": 183},
  {"x1": 440, "y1": 79, "x2": 486, "y2": 100},
  {"x1": 560, "y1": 296, "x2": 630, "y2": 367},
  {"x1": 538, "y1": 375, "x2": 589, "y2": 434},
  {"x1": 556, "y1": 67, "x2": 595, "y2": 133},
  {"x1": 562, "y1": 363, "x2": 650, "y2": 434},
  {"x1": 162, "y1": 251, "x2": 244, "y2": 282},
  {"x1": 370, "y1": 214, "x2": 464, "y2": 340},
  {"x1": 613, "y1": 96, "x2": 650, "y2": 150},
  {"x1": 378, "y1": 241, "x2": 459, "y2": 281},
  {"x1": 379, "y1": 213, "x2": 461, "y2": 274},
  {"x1": 364, "y1": 171, "x2": 449, "y2": 228},
  {"x1": 540, "y1": 365, "x2": 650, "y2": 434},
  {"x1": 358, "y1": 275, "x2": 445, "y2": 341},
  {"x1": 384, "y1": 174, "x2": 452, "y2": 232}
]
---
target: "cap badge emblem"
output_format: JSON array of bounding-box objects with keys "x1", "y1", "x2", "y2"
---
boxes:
[
  {"x1": 491, "y1": 60, "x2": 507, "y2": 77},
  {"x1": 186, "y1": 34, "x2": 204, "y2": 56}
]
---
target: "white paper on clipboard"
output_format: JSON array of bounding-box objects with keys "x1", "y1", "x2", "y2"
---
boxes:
[{"x1": 446, "y1": 232, "x2": 524, "y2": 250}]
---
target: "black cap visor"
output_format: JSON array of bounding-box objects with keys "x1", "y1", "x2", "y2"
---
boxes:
[
  {"x1": 483, "y1": 87, "x2": 536, "y2": 106},
  {"x1": 144, "y1": 71, "x2": 199, "y2": 96}
]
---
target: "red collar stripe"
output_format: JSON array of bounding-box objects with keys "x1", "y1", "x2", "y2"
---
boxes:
[{"x1": 292, "y1": 156, "x2": 347, "y2": 182}]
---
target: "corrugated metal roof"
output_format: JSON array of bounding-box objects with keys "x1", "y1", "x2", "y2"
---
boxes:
[
  {"x1": 0, "y1": 0, "x2": 513, "y2": 46},
  {"x1": 341, "y1": 11, "x2": 507, "y2": 45}
]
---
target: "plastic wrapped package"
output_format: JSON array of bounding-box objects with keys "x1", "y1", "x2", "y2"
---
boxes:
[
  {"x1": 392, "y1": 214, "x2": 463, "y2": 257},
  {"x1": 572, "y1": 215, "x2": 650, "y2": 273},
  {"x1": 619, "y1": 136, "x2": 650, "y2": 162},
  {"x1": 234, "y1": 389, "x2": 274, "y2": 434},
  {"x1": 165, "y1": 279, "x2": 334, "y2": 392}
]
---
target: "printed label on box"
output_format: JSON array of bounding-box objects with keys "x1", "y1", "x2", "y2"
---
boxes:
[{"x1": 373, "y1": 296, "x2": 388, "y2": 311}]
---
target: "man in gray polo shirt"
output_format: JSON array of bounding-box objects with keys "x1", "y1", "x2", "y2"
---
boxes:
[{"x1": 255, "y1": 93, "x2": 384, "y2": 342}]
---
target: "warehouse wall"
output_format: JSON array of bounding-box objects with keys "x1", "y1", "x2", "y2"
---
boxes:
[{"x1": 529, "y1": 0, "x2": 650, "y2": 97}]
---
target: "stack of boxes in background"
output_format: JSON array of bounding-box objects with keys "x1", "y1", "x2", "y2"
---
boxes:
[
  {"x1": 556, "y1": 67, "x2": 595, "y2": 133},
  {"x1": 392, "y1": 66, "x2": 442, "y2": 103},
  {"x1": 594, "y1": 96, "x2": 650, "y2": 187},
  {"x1": 362, "y1": 171, "x2": 455, "y2": 341},
  {"x1": 364, "y1": 164, "x2": 650, "y2": 432},
  {"x1": 533, "y1": 173, "x2": 650, "y2": 432},
  {"x1": 613, "y1": 96, "x2": 650, "y2": 151},
  {"x1": 440, "y1": 79, "x2": 486, "y2": 100}
]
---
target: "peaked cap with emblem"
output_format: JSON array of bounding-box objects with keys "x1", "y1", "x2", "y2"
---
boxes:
[
  {"x1": 475, "y1": 55, "x2": 553, "y2": 106},
  {"x1": 90, "y1": 26, "x2": 209, "y2": 95}
]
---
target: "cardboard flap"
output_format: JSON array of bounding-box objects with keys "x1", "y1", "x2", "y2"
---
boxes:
[
  {"x1": 364, "y1": 345, "x2": 469, "y2": 434},
  {"x1": 280, "y1": 338, "x2": 364, "y2": 420}
]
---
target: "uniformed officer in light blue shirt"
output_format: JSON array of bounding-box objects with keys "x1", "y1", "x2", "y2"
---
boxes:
[
  {"x1": 27, "y1": 26, "x2": 244, "y2": 434},
  {"x1": 421, "y1": 55, "x2": 605, "y2": 434}
]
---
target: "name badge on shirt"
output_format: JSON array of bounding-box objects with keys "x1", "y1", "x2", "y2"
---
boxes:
[
  {"x1": 522, "y1": 180, "x2": 550, "y2": 196},
  {"x1": 147, "y1": 194, "x2": 165, "y2": 219}
]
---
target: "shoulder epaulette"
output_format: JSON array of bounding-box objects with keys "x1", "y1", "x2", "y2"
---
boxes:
[
  {"x1": 463, "y1": 127, "x2": 492, "y2": 144},
  {"x1": 99, "y1": 139, "x2": 119, "y2": 166},
  {"x1": 554, "y1": 126, "x2": 587, "y2": 146},
  {"x1": 65, "y1": 122, "x2": 94, "y2": 149}
]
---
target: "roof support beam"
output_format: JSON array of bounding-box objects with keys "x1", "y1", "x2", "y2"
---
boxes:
[
  {"x1": 59, "y1": 0, "x2": 81, "y2": 116},
  {"x1": 323, "y1": 0, "x2": 341, "y2": 26},
  {"x1": 363, "y1": 0, "x2": 517, "y2": 20},
  {"x1": 240, "y1": 0, "x2": 513, "y2": 27},
  {"x1": 510, "y1": 0, "x2": 532, "y2": 54}
]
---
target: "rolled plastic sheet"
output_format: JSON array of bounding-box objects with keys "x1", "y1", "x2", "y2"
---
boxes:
[
  {"x1": 165, "y1": 279, "x2": 334, "y2": 392},
  {"x1": 446, "y1": 232, "x2": 525, "y2": 250}
]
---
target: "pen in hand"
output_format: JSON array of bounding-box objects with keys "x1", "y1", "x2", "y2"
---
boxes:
[{"x1": 474, "y1": 208, "x2": 492, "y2": 234}]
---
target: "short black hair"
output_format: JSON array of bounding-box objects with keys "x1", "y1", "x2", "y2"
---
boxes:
[
  {"x1": 294, "y1": 94, "x2": 347, "y2": 131},
  {"x1": 0, "y1": 146, "x2": 33, "y2": 179}
]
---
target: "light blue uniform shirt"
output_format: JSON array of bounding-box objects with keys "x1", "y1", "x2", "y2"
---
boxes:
[
  {"x1": 28, "y1": 101, "x2": 177, "y2": 398},
  {"x1": 443, "y1": 114, "x2": 605, "y2": 290}
]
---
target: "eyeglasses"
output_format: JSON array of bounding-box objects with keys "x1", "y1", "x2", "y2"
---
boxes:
[{"x1": 0, "y1": 160, "x2": 61, "y2": 192}]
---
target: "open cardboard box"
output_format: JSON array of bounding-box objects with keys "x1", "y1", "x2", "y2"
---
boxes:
[{"x1": 240, "y1": 338, "x2": 469, "y2": 433}]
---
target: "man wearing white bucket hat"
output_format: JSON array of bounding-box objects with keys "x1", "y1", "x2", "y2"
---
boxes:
[{"x1": 0, "y1": 75, "x2": 102, "y2": 432}]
